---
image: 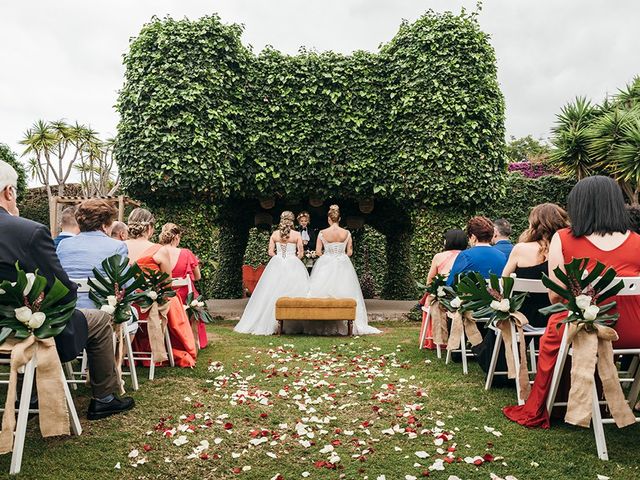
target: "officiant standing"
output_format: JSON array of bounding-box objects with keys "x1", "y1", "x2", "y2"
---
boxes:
[{"x1": 297, "y1": 211, "x2": 318, "y2": 273}]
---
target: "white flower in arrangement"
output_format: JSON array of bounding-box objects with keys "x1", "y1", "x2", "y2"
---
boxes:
[
  {"x1": 436, "y1": 286, "x2": 446, "y2": 298},
  {"x1": 490, "y1": 299, "x2": 511, "y2": 312},
  {"x1": 509, "y1": 272, "x2": 517, "y2": 278},
  {"x1": 450, "y1": 297, "x2": 462, "y2": 309},
  {"x1": 14, "y1": 306, "x2": 46, "y2": 329},
  {"x1": 28, "y1": 312, "x2": 46, "y2": 329},
  {"x1": 575, "y1": 294, "x2": 592, "y2": 311},
  {"x1": 15, "y1": 306, "x2": 33, "y2": 324},
  {"x1": 0, "y1": 288, "x2": 5, "y2": 295},
  {"x1": 583, "y1": 304, "x2": 600, "y2": 321},
  {"x1": 100, "y1": 304, "x2": 116, "y2": 315},
  {"x1": 106, "y1": 295, "x2": 118, "y2": 307},
  {"x1": 190, "y1": 299, "x2": 200, "y2": 308},
  {"x1": 197, "y1": 301, "x2": 205, "y2": 308},
  {"x1": 147, "y1": 291, "x2": 158, "y2": 301},
  {"x1": 23, "y1": 273, "x2": 36, "y2": 296}
]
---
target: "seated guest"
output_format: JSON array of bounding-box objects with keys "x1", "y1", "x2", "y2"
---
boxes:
[
  {"x1": 110, "y1": 221, "x2": 129, "y2": 241},
  {"x1": 126, "y1": 208, "x2": 197, "y2": 367},
  {"x1": 53, "y1": 205, "x2": 80, "y2": 248},
  {"x1": 420, "y1": 229, "x2": 468, "y2": 349},
  {"x1": 502, "y1": 203, "x2": 570, "y2": 328},
  {"x1": 158, "y1": 223, "x2": 207, "y2": 348},
  {"x1": 446, "y1": 216, "x2": 507, "y2": 286},
  {"x1": 474, "y1": 204, "x2": 570, "y2": 377},
  {"x1": 492, "y1": 218, "x2": 513, "y2": 258},
  {"x1": 504, "y1": 176, "x2": 640, "y2": 428},
  {"x1": 57, "y1": 199, "x2": 128, "y2": 308},
  {"x1": 0, "y1": 161, "x2": 133, "y2": 419}
]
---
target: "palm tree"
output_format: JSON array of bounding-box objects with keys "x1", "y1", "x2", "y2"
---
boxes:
[
  {"x1": 549, "y1": 97, "x2": 598, "y2": 180},
  {"x1": 20, "y1": 120, "x2": 57, "y2": 198},
  {"x1": 607, "y1": 117, "x2": 640, "y2": 205}
]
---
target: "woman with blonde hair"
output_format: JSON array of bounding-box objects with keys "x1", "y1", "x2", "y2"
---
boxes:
[
  {"x1": 126, "y1": 208, "x2": 197, "y2": 367},
  {"x1": 306, "y1": 205, "x2": 381, "y2": 335},
  {"x1": 234, "y1": 210, "x2": 309, "y2": 335},
  {"x1": 159, "y1": 223, "x2": 207, "y2": 348}
]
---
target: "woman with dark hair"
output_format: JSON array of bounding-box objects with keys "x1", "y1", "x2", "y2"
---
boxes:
[
  {"x1": 419, "y1": 229, "x2": 468, "y2": 349},
  {"x1": 446, "y1": 216, "x2": 507, "y2": 286},
  {"x1": 504, "y1": 176, "x2": 640, "y2": 428}
]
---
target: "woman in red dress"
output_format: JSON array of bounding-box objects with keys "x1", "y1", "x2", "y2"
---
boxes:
[
  {"x1": 503, "y1": 176, "x2": 640, "y2": 428},
  {"x1": 419, "y1": 229, "x2": 467, "y2": 349},
  {"x1": 159, "y1": 223, "x2": 208, "y2": 349},
  {"x1": 126, "y1": 208, "x2": 197, "y2": 368}
]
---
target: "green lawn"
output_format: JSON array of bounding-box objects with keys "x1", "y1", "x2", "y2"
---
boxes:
[{"x1": 1, "y1": 320, "x2": 638, "y2": 480}]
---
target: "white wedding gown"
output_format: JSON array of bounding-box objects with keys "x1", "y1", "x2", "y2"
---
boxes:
[
  {"x1": 234, "y1": 242, "x2": 309, "y2": 335},
  {"x1": 303, "y1": 232, "x2": 381, "y2": 336}
]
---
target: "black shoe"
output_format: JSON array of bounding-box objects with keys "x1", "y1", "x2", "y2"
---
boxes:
[{"x1": 87, "y1": 396, "x2": 135, "y2": 420}]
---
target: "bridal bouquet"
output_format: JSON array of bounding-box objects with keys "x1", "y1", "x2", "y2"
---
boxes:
[
  {"x1": 303, "y1": 250, "x2": 318, "y2": 267},
  {"x1": 540, "y1": 258, "x2": 623, "y2": 330},
  {"x1": 0, "y1": 263, "x2": 76, "y2": 345},
  {"x1": 137, "y1": 269, "x2": 176, "y2": 308},
  {"x1": 88, "y1": 254, "x2": 148, "y2": 324},
  {"x1": 184, "y1": 292, "x2": 214, "y2": 324}
]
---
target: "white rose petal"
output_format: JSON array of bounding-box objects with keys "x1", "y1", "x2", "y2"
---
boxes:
[
  {"x1": 415, "y1": 451, "x2": 429, "y2": 459},
  {"x1": 14, "y1": 306, "x2": 33, "y2": 324},
  {"x1": 575, "y1": 294, "x2": 592, "y2": 311},
  {"x1": 450, "y1": 297, "x2": 462, "y2": 309},
  {"x1": 107, "y1": 295, "x2": 118, "y2": 307},
  {"x1": 100, "y1": 304, "x2": 116, "y2": 315},
  {"x1": 28, "y1": 312, "x2": 46, "y2": 329},
  {"x1": 583, "y1": 304, "x2": 600, "y2": 321},
  {"x1": 23, "y1": 273, "x2": 36, "y2": 296}
]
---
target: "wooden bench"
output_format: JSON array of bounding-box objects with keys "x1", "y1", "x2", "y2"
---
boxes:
[{"x1": 275, "y1": 297, "x2": 357, "y2": 336}]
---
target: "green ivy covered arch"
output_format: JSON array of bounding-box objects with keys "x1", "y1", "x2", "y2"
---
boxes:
[{"x1": 116, "y1": 10, "x2": 505, "y2": 298}]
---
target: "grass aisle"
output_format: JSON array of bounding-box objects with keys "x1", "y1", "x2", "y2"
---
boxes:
[{"x1": 2, "y1": 320, "x2": 639, "y2": 480}]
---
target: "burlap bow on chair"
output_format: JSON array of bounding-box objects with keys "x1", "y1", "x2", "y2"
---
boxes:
[
  {"x1": 495, "y1": 311, "x2": 531, "y2": 401},
  {"x1": 139, "y1": 301, "x2": 170, "y2": 364},
  {"x1": 0, "y1": 336, "x2": 69, "y2": 454},
  {"x1": 446, "y1": 310, "x2": 483, "y2": 351},
  {"x1": 430, "y1": 301, "x2": 449, "y2": 346},
  {"x1": 564, "y1": 323, "x2": 636, "y2": 428}
]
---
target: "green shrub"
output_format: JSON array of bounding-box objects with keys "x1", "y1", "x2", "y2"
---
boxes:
[{"x1": 1, "y1": 143, "x2": 27, "y2": 198}]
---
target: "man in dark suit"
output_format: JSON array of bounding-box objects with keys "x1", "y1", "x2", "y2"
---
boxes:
[
  {"x1": 0, "y1": 160, "x2": 134, "y2": 420},
  {"x1": 296, "y1": 211, "x2": 317, "y2": 251}
]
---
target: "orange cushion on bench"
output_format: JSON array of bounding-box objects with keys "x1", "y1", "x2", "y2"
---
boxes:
[{"x1": 275, "y1": 297, "x2": 356, "y2": 321}]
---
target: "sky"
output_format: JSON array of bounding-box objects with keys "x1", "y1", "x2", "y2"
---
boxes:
[{"x1": 1, "y1": 0, "x2": 639, "y2": 171}]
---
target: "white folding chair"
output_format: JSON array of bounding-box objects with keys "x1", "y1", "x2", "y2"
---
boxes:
[
  {"x1": 0, "y1": 352, "x2": 82, "y2": 475},
  {"x1": 546, "y1": 276, "x2": 640, "y2": 460},
  {"x1": 419, "y1": 305, "x2": 442, "y2": 359},
  {"x1": 67, "y1": 279, "x2": 139, "y2": 390},
  {"x1": 485, "y1": 278, "x2": 547, "y2": 404},
  {"x1": 172, "y1": 276, "x2": 200, "y2": 350}
]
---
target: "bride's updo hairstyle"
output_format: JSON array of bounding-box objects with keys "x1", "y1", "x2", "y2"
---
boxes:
[
  {"x1": 127, "y1": 207, "x2": 155, "y2": 239},
  {"x1": 328, "y1": 204, "x2": 340, "y2": 224},
  {"x1": 159, "y1": 223, "x2": 182, "y2": 245},
  {"x1": 279, "y1": 210, "x2": 295, "y2": 241}
]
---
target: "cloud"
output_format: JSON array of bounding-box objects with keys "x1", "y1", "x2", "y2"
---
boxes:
[{"x1": 1, "y1": 0, "x2": 638, "y2": 170}]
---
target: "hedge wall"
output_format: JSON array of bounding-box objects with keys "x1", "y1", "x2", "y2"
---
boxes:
[{"x1": 116, "y1": 10, "x2": 505, "y2": 209}]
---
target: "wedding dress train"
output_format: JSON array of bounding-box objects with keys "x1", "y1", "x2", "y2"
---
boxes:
[{"x1": 234, "y1": 242, "x2": 309, "y2": 335}]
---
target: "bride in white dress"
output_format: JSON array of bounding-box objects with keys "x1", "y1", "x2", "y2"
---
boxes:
[
  {"x1": 234, "y1": 211, "x2": 309, "y2": 335},
  {"x1": 307, "y1": 205, "x2": 381, "y2": 336}
]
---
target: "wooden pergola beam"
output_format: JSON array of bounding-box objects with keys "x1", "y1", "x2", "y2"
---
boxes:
[{"x1": 49, "y1": 195, "x2": 141, "y2": 237}]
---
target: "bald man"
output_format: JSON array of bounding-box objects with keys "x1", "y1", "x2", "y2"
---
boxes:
[{"x1": 110, "y1": 221, "x2": 129, "y2": 241}]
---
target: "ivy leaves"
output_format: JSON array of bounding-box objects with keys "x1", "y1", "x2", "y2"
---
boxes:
[{"x1": 116, "y1": 10, "x2": 505, "y2": 209}]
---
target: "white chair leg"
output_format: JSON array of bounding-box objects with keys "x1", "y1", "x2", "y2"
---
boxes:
[
  {"x1": 510, "y1": 323, "x2": 524, "y2": 405},
  {"x1": 10, "y1": 358, "x2": 36, "y2": 475},
  {"x1": 61, "y1": 368, "x2": 82, "y2": 436},
  {"x1": 460, "y1": 328, "x2": 468, "y2": 375},
  {"x1": 528, "y1": 338, "x2": 537, "y2": 374},
  {"x1": 485, "y1": 329, "x2": 502, "y2": 391},
  {"x1": 63, "y1": 362, "x2": 77, "y2": 391},
  {"x1": 148, "y1": 354, "x2": 155, "y2": 381},
  {"x1": 80, "y1": 351, "x2": 88, "y2": 377},
  {"x1": 419, "y1": 311, "x2": 430, "y2": 350},
  {"x1": 591, "y1": 381, "x2": 608, "y2": 460},
  {"x1": 546, "y1": 328, "x2": 569, "y2": 415},
  {"x1": 445, "y1": 348, "x2": 451, "y2": 365},
  {"x1": 125, "y1": 332, "x2": 139, "y2": 391},
  {"x1": 165, "y1": 328, "x2": 175, "y2": 368},
  {"x1": 436, "y1": 343, "x2": 442, "y2": 359},
  {"x1": 628, "y1": 355, "x2": 640, "y2": 405}
]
